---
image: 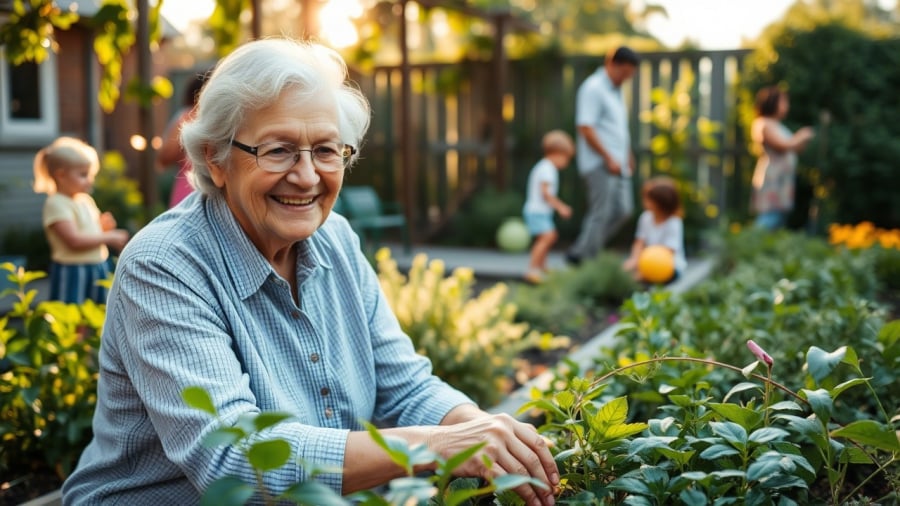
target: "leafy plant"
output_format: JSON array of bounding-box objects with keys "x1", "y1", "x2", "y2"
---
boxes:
[
  {"x1": 182, "y1": 386, "x2": 543, "y2": 506},
  {"x1": 524, "y1": 339, "x2": 900, "y2": 504},
  {"x1": 375, "y1": 248, "x2": 567, "y2": 406},
  {"x1": 511, "y1": 252, "x2": 639, "y2": 337},
  {"x1": 0, "y1": 262, "x2": 105, "y2": 481}
]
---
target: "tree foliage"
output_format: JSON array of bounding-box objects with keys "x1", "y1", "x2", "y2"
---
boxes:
[{"x1": 0, "y1": 0, "x2": 170, "y2": 112}]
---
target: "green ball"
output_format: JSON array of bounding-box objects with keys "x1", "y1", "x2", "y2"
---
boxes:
[{"x1": 496, "y1": 218, "x2": 531, "y2": 252}]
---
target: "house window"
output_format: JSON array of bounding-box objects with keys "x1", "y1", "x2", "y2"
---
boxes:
[
  {"x1": 9, "y1": 61, "x2": 42, "y2": 119},
  {"x1": 0, "y1": 53, "x2": 58, "y2": 146}
]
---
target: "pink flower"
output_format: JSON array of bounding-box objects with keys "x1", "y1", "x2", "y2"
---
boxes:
[{"x1": 747, "y1": 340, "x2": 774, "y2": 367}]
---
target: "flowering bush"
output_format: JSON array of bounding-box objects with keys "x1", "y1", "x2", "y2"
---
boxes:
[
  {"x1": 829, "y1": 222, "x2": 900, "y2": 250},
  {"x1": 375, "y1": 248, "x2": 568, "y2": 406}
]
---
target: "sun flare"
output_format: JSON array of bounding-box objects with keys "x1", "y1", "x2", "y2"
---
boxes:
[{"x1": 319, "y1": 0, "x2": 364, "y2": 48}]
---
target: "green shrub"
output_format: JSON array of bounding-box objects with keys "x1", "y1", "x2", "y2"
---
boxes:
[
  {"x1": 375, "y1": 248, "x2": 566, "y2": 407},
  {"x1": 606, "y1": 228, "x2": 894, "y2": 423},
  {"x1": 525, "y1": 337, "x2": 900, "y2": 504},
  {"x1": 511, "y1": 252, "x2": 640, "y2": 336},
  {"x1": 0, "y1": 263, "x2": 104, "y2": 481}
]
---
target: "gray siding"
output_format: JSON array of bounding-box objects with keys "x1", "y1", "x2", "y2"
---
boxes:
[{"x1": 0, "y1": 151, "x2": 44, "y2": 240}]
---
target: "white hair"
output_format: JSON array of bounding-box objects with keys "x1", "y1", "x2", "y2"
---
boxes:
[{"x1": 180, "y1": 38, "x2": 371, "y2": 196}]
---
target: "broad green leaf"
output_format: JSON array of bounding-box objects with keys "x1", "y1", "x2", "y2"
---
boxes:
[
  {"x1": 806, "y1": 346, "x2": 846, "y2": 384},
  {"x1": 800, "y1": 389, "x2": 833, "y2": 424},
  {"x1": 492, "y1": 474, "x2": 546, "y2": 491},
  {"x1": 746, "y1": 453, "x2": 785, "y2": 482},
  {"x1": 604, "y1": 422, "x2": 648, "y2": 440},
  {"x1": 710, "y1": 421, "x2": 748, "y2": 446},
  {"x1": 774, "y1": 414, "x2": 823, "y2": 438},
  {"x1": 829, "y1": 378, "x2": 870, "y2": 400},
  {"x1": 700, "y1": 444, "x2": 740, "y2": 460},
  {"x1": 594, "y1": 396, "x2": 628, "y2": 428},
  {"x1": 607, "y1": 476, "x2": 651, "y2": 496},
  {"x1": 202, "y1": 427, "x2": 244, "y2": 448},
  {"x1": 831, "y1": 420, "x2": 900, "y2": 451},
  {"x1": 628, "y1": 436, "x2": 678, "y2": 456},
  {"x1": 441, "y1": 442, "x2": 485, "y2": 478},
  {"x1": 710, "y1": 469, "x2": 746, "y2": 480},
  {"x1": 200, "y1": 476, "x2": 254, "y2": 506},
  {"x1": 749, "y1": 427, "x2": 789, "y2": 444},
  {"x1": 768, "y1": 401, "x2": 803, "y2": 412},
  {"x1": 708, "y1": 403, "x2": 764, "y2": 429},
  {"x1": 657, "y1": 446, "x2": 695, "y2": 466},
  {"x1": 364, "y1": 422, "x2": 412, "y2": 473},
  {"x1": 247, "y1": 439, "x2": 291, "y2": 471},
  {"x1": 554, "y1": 390, "x2": 575, "y2": 410},
  {"x1": 253, "y1": 412, "x2": 293, "y2": 432},
  {"x1": 680, "y1": 488, "x2": 707, "y2": 504},
  {"x1": 517, "y1": 398, "x2": 566, "y2": 419},
  {"x1": 878, "y1": 320, "x2": 900, "y2": 364},
  {"x1": 758, "y1": 474, "x2": 808, "y2": 490},
  {"x1": 280, "y1": 480, "x2": 349, "y2": 505},
  {"x1": 680, "y1": 471, "x2": 708, "y2": 481},
  {"x1": 183, "y1": 386, "x2": 216, "y2": 415}
]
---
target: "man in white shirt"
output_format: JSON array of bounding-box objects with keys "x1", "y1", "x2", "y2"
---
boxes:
[{"x1": 567, "y1": 46, "x2": 639, "y2": 265}]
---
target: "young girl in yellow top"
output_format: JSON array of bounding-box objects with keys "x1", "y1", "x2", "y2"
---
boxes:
[{"x1": 33, "y1": 137, "x2": 130, "y2": 303}]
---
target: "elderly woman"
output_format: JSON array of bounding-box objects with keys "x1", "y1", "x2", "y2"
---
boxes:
[{"x1": 62, "y1": 39, "x2": 558, "y2": 506}]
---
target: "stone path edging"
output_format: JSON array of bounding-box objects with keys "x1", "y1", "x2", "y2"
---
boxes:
[{"x1": 489, "y1": 257, "x2": 716, "y2": 416}]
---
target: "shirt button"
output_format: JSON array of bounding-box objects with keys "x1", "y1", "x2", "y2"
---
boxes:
[
  {"x1": 320, "y1": 387, "x2": 330, "y2": 396},
  {"x1": 324, "y1": 408, "x2": 333, "y2": 419},
  {"x1": 310, "y1": 353, "x2": 319, "y2": 363},
  {"x1": 290, "y1": 310, "x2": 301, "y2": 319}
]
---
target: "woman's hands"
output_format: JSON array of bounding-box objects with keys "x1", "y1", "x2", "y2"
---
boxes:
[{"x1": 430, "y1": 412, "x2": 559, "y2": 506}]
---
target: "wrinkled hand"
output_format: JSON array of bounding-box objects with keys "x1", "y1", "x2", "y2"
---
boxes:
[{"x1": 429, "y1": 413, "x2": 558, "y2": 506}]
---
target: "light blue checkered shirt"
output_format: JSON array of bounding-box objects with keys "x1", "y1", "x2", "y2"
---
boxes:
[{"x1": 63, "y1": 192, "x2": 473, "y2": 505}]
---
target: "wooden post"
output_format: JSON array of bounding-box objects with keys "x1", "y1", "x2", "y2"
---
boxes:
[
  {"x1": 399, "y1": 0, "x2": 416, "y2": 243},
  {"x1": 491, "y1": 12, "x2": 508, "y2": 190},
  {"x1": 250, "y1": 0, "x2": 262, "y2": 39},
  {"x1": 136, "y1": 0, "x2": 156, "y2": 212}
]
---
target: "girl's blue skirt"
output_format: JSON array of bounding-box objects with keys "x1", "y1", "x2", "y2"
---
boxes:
[{"x1": 49, "y1": 260, "x2": 113, "y2": 304}]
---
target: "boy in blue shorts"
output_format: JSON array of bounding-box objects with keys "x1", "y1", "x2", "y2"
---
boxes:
[{"x1": 522, "y1": 129, "x2": 574, "y2": 283}]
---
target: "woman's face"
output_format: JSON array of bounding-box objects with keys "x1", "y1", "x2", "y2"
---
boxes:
[
  {"x1": 207, "y1": 86, "x2": 345, "y2": 257},
  {"x1": 777, "y1": 94, "x2": 790, "y2": 118}
]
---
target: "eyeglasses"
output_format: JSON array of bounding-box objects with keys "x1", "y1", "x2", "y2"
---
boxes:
[{"x1": 230, "y1": 139, "x2": 356, "y2": 173}]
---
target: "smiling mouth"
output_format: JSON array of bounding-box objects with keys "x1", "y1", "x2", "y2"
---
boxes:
[{"x1": 273, "y1": 195, "x2": 316, "y2": 206}]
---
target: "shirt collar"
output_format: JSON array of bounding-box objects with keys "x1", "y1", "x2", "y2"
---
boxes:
[{"x1": 205, "y1": 194, "x2": 334, "y2": 301}]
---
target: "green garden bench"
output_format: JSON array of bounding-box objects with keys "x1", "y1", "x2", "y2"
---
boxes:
[{"x1": 338, "y1": 186, "x2": 411, "y2": 254}]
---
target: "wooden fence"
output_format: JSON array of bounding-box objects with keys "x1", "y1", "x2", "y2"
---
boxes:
[{"x1": 350, "y1": 49, "x2": 754, "y2": 242}]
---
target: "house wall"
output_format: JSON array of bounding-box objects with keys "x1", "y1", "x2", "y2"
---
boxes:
[{"x1": 0, "y1": 22, "x2": 177, "y2": 252}]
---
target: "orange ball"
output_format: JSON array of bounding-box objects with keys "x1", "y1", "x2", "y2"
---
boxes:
[{"x1": 638, "y1": 245, "x2": 675, "y2": 284}]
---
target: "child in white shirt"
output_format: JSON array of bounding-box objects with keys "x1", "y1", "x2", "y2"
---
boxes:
[{"x1": 522, "y1": 130, "x2": 574, "y2": 283}]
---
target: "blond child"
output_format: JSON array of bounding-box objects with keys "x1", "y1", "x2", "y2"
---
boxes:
[
  {"x1": 522, "y1": 130, "x2": 574, "y2": 283},
  {"x1": 33, "y1": 137, "x2": 130, "y2": 303},
  {"x1": 622, "y1": 176, "x2": 687, "y2": 282}
]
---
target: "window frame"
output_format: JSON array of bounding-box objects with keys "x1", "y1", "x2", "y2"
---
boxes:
[{"x1": 0, "y1": 51, "x2": 59, "y2": 146}]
